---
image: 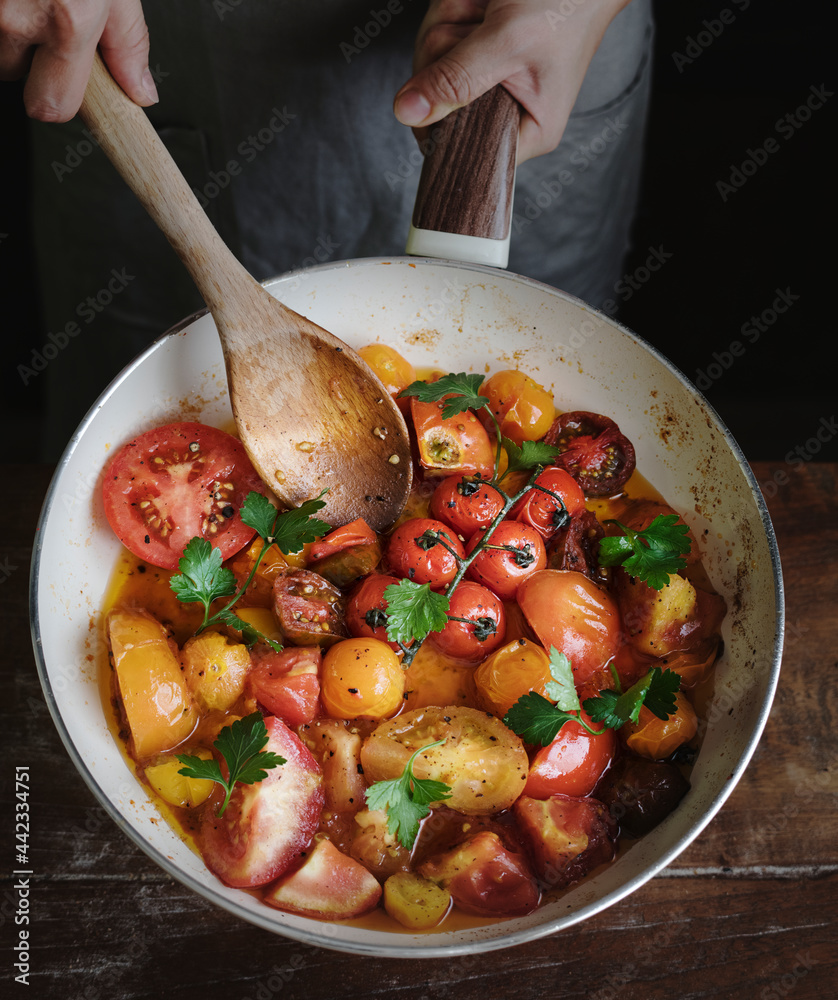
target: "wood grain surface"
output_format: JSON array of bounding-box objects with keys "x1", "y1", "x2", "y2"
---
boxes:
[{"x1": 3, "y1": 462, "x2": 836, "y2": 1000}]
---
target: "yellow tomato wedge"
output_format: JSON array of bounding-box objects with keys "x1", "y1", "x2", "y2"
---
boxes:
[{"x1": 145, "y1": 751, "x2": 214, "y2": 808}]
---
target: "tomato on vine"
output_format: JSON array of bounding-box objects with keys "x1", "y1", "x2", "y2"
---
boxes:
[{"x1": 465, "y1": 520, "x2": 546, "y2": 600}]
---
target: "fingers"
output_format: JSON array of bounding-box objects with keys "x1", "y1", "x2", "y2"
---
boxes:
[{"x1": 99, "y1": 0, "x2": 155, "y2": 106}]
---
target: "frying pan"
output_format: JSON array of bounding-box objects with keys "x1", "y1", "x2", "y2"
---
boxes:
[{"x1": 30, "y1": 83, "x2": 784, "y2": 956}]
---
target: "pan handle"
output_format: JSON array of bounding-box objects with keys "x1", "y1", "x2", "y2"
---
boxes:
[{"x1": 405, "y1": 85, "x2": 520, "y2": 268}]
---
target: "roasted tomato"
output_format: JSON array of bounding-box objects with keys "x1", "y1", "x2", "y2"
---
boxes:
[
  {"x1": 361, "y1": 706, "x2": 528, "y2": 815},
  {"x1": 265, "y1": 838, "x2": 382, "y2": 920},
  {"x1": 197, "y1": 716, "x2": 324, "y2": 888},
  {"x1": 546, "y1": 509, "x2": 607, "y2": 583},
  {"x1": 480, "y1": 369, "x2": 556, "y2": 446},
  {"x1": 473, "y1": 638, "x2": 554, "y2": 718},
  {"x1": 596, "y1": 755, "x2": 691, "y2": 837},
  {"x1": 517, "y1": 570, "x2": 621, "y2": 688},
  {"x1": 419, "y1": 831, "x2": 540, "y2": 917},
  {"x1": 510, "y1": 466, "x2": 587, "y2": 538},
  {"x1": 429, "y1": 474, "x2": 505, "y2": 537},
  {"x1": 320, "y1": 637, "x2": 405, "y2": 720},
  {"x1": 623, "y1": 691, "x2": 698, "y2": 760},
  {"x1": 299, "y1": 719, "x2": 367, "y2": 813},
  {"x1": 345, "y1": 573, "x2": 403, "y2": 651},
  {"x1": 524, "y1": 711, "x2": 616, "y2": 799},
  {"x1": 307, "y1": 518, "x2": 382, "y2": 589},
  {"x1": 410, "y1": 397, "x2": 494, "y2": 478},
  {"x1": 544, "y1": 411, "x2": 636, "y2": 496},
  {"x1": 429, "y1": 581, "x2": 506, "y2": 661},
  {"x1": 358, "y1": 344, "x2": 416, "y2": 406},
  {"x1": 272, "y1": 570, "x2": 348, "y2": 647},
  {"x1": 247, "y1": 646, "x2": 322, "y2": 728},
  {"x1": 465, "y1": 520, "x2": 547, "y2": 600},
  {"x1": 181, "y1": 630, "x2": 251, "y2": 713},
  {"x1": 102, "y1": 421, "x2": 264, "y2": 570},
  {"x1": 386, "y1": 517, "x2": 465, "y2": 588},
  {"x1": 514, "y1": 794, "x2": 617, "y2": 891}
]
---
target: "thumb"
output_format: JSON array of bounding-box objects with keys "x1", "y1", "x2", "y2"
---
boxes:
[{"x1": 98, "y1": 0, "x2": 157, "y2": 106}]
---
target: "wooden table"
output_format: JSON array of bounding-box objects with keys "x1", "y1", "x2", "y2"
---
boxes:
[{"x1": 4, "y1": 462, "x2": 836, "y2": 1000}]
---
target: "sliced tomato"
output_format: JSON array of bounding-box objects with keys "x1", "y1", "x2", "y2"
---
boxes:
[
  {"x1": 429, "y1": 474, "x2": 505, "y2": 537},
  {"x1": 465, "y1": 520, "x2": 547, "y2": 600},
  {"x1": 419, "y1": 831, "x2": 540, "y2": 917},
  {"x1": 524, "y1": 711, "x2": 616, "y2": 799},
  {"x1": 102, "y1": 421, "x2": 263, "y2": 570},
  {"x1": 544, "y1": 411, "x2": 636, "y2": 497},
  {"x1": 514, "y1": 794, "x2": 617, "y2": 892},
  {"x1": 264, "y1": 837, "x2": 382, "y2": 920},
  {"x1": 197, "y1": 716, "x2": 324, "y2": 888},
  {"x1": 510, "y1": 466, "x2": 587, "y2": 538},
  {"x1": 410, "y1": 397, "x2": 494, "y2": 478},
  {"x1": 299, "y1": 718, "x2": 367, "y2": 813},
  {"x1": 248, "y1": 646, "x2": 322, "y2": 728},
  {"x1": 272, "y1": 570, "x2": 349, "y2": 647},
  {"x1": 429, "y1": 580, "x2": 506, "y2": 661}
]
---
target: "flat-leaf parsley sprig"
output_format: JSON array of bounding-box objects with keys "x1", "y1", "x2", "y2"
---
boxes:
[
  {"x1": 169, "y1": 489, "x2": 331, "y2": 649},
  {"x1": 176, "y1": 712, "x2": 285, "y2": 817},
  {"x1": 598, "y1": 514, "x2": 692, "y2": 590},
  {"x1": 365, "y1": 739, "x2": 453, "y2": 849},
  {"x1": 504, "y1": 647, "x2": 682, "y2": 746}
]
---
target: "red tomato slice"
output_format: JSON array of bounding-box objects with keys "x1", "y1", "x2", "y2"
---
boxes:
[
  {"x1": 197, "y1": 716, "x2": 324, "y2": 888},
  {"x1": 524, "y1": 711, "x2": 616, "y2": 798},
  {"x1": 410, "y1": 397, "x2": 494, "y2": 478},
  {"x1": 102, "y1": 421, "x2": 263, "y2": 570},
  {"x1": 309, "y1": 518, "x2": 376, "y2": 561},
  {"x1": 248, "y1": 646, "x2": 322, "y2": 728}
]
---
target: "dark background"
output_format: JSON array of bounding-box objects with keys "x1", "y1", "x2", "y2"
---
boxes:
[{"x1": 1, "y1": 1, "x2": 834, "y2": 464}]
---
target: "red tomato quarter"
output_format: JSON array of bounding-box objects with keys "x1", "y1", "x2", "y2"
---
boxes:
[
  {"x1": 387, "y1": 517, "x2": 465, "y2": 587},
  {"x1": 517, "y1": 570, "x2": 621, "y2": 687},
  {"x1": 248, "y1": 646, "x2": 322, "y2": 728},
  {"x1": 524, "y1": 711, "x2": 616, "y2": 798},
  {"x1": 465, "y1": 520, "x2": 546, "y2": 600},
  {"x1": 102, "y1": 421, "x2": 263, "y2": 570},
  {"x1": 429, "y1": 580, "x2": 506, "y2": 661}
]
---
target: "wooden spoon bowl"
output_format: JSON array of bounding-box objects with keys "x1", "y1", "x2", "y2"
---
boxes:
[{"x1": 79, "y1": 53, "x2": 411, "y2": 531}]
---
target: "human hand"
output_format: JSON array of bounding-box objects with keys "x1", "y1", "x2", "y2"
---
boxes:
[
  {"x1": 394, "y1": 0, "x2": 631, "y2": 164},
  {"x1": 0, "y1": 0, "x2": 155, "y2": 121}
]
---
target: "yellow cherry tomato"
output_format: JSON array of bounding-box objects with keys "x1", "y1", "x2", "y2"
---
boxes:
[
  {"x1": 482, "y1": 369, "x2": 556, "y2": 445},
  {"x1": 321, "y1": 638, "x2": 405, "y2": 719},
  {"x1": 624, "y1": 691, "x2": 698, "y2": 759},
  {"x1": 473, "y1": 637, "x2": 554, "y2": 718},
  {"x1": 358, "y1": 344, "x2": 416, "y2": 399}
]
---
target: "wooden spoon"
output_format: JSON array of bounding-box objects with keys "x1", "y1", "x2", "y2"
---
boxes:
[{"x1": 79, "y1": 53, "x2": 411, "y2": 531}]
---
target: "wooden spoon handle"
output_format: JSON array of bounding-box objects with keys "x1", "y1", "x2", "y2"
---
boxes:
[
  {"x1": 78, "y1": 52, "x2": 251, "y2": 309},
  {"x1": 406, "y1": 86, "x2": 520, "y2": 267}
]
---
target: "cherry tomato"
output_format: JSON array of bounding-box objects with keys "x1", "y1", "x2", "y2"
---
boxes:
[
  {"x1": 429, "y1": 581, "x2": 506, "y2": 661},
  {"x1": 309, "y1": 518, "x2": 376, "y2": 561},
  {"x1": 410, "y1": 397, "x2": 494, "y2": 478},
  {"x1": 429, "y1": 474, "x2": 505, "y2": 537},
  {"x1": 544, "y1": 411, "x2": 636, "y2": 496},
  {"x1": 307, "y1": 518, "x2": 382, "y2": 589},
  {"x1": 386, "y1": 517, "x2": 465, "y2": 588},
  {"x1": 510, "y1": 466, "x2": 587, "y2": 539},
  {"x1": 248, "y1": 646, "x2": 322, "y2": 727},
  {"x1": 197, "y1": 716, "x2": 324, "y2": 888},
  {"x1": 465, "y1": 520, "x2": 546, "y2": 600},
  {"x1": 480, "y1": 369, "x2": 556, "y2": 446},
  {"x1": 102, "y1": 421, "x2": 263, "y2": 570},
  {"x1": 272, "y1": 570, "x2": 349, "y2": 647},
  {"x1": 345, "y1": 573, "x2": 402, "y2": 650},
  {"x1": 517, "y1": 570, "x2": 621, "y2": 688},
  {"x1": 321, "y1": 637, "x2": 405, "y2": 719},
  {"x1": 546, "y1": 508, "x2": 607, "y2": 584},
  {"x1": 624, "y1": 691, "x2": 698, "y2": 760},
  {"x1": 358, "y1": 344, "x2": 416, "y2": 406},
  {"x1": 473, "y1": 637, "x2": 553, "y2": 718},
  {"x1": 524, "y1": 711, "x2": 616, "y2": 798}
]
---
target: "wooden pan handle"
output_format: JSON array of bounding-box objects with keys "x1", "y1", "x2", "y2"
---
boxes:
[{"x1": 407, "y1": 86, "x2": 520, "y2": 266}]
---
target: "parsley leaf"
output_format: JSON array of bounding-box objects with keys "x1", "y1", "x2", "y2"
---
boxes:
[
  {"x1": 169, "y1": 538, "x2": 237, "y2": 622},
  {"x1": 503, "y1": 691, "x2": 581, "y2": 746},
  {"x1": 365, "y1": 740, "x2": 452, "y2": 849},
  {"x1": 177, "y1": 712, "x2": 285, "y2": 817},
  {"x1": 543, "y1": 648, "x2": 580, "y2": 712},
  {"x1": 382, "y1": 579, "x2": 450, "y2": 646},
  {"x1": 583, "y1": 667, "x2": 681, "y2": 728},
  {"x1": 270, "y1": 492, "x2": 331, "y2": 554},
  {"x1": 598, "y1": 514, "x2": 691, "y2": 590},
  {"x1": 212, "y1": 608, "x2": 283, "y2": 653},
  {"x1": 502, "y1": 437, "x2": 560, "y2": 474},
  {"x1": 398, "y1": 373, "x2": 489, "y2": 418},
  {"x1": 239, "y1": 491, "x2": 280, "y2": 540}
]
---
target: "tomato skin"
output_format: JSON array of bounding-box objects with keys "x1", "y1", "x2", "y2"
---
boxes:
[
  {"x1": 465, "y1": 520, "x2": 547, "y2": 600},
  {"x1": 429, "y1": 581, "x2": 506, "y2": 661},
  {"x1": 480, "y1": 369, "x2": 556, "y2": 446},
  {"x1": 524, "y1": 711, "x2": 616, "y2": 799},
  {"x1": 345, "y1": 573, "x2": 403, "y2": 651},
  {"x1": 386, "y1": 517, "x2": 465, "y2": 588},
  {"x1": 410, "y1": 397, "x2": 494, "y2": 478},
  {"x1": 544, "y1": 411, "x2": 636, "y2": 497},
  {"x1": 321, "y1": 637, "x2": 405, "y2": 720},
  {"x1": 103, "y1": 421, "x2": 263, "y2": 570},
  {"x1": 197, "y1": 716, "x2": 324, "y2": 888},
  {"x1": 248, "y1": 646, "x2": 322, "y2": 728},
  {"x1": 517, "y1": 570, "x2": 621, "y2": 688},
  {"x1": 272, "y1": 570, "x2": 349, "y2": 647},
  {"x1": 429, "y1": 475, "x2": 505, "y2": 537},
  {"x1": 510, "y1": 466, "x2": 587, "y2": 539},
  {"x1": 309, "y1": 518, "x2": 377, "y2": 561}
]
